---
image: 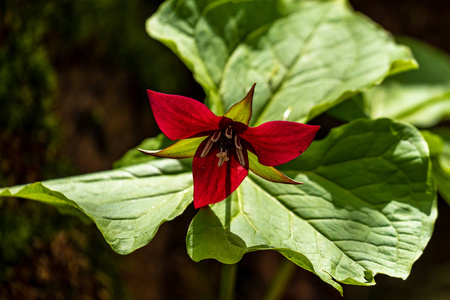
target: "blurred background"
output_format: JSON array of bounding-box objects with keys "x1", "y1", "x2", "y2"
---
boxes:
[{"x1": 0, "y1": 0, "x2": 449, "y2": 299}]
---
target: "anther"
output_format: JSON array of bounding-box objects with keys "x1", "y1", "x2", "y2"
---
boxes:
[
  {"x1": 225, "y1": 127, "x2": 233, "y2": 139},
  {"x1": 234, "y1": 135, "x2": 242, "y2": 149},
  {"x1": 236, "y1": 147, "x2": 245, "y2": 167},
  {"x1": 211, "y1": 130, "x2": 221, "y2": 142},
  {"x1": 201, "y1": 131, "x2": 222, "y2": 158},
  {"x1": 201, "y1": 137, "x2": 214, "y2": 158},
  {"x1": 234, "y1": 136, "x2": 245, "y2": 167}
]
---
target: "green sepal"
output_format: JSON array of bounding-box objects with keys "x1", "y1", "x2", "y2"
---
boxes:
[
  {"x1": 248, "y1": 151, "x2": 300, "y2": 184},
  {"x1": 138, "y1": 137, "x2": 206, "y2": 159},
  {"x1": 223, "y1": 83, "x2": 255, "y2": 125}
]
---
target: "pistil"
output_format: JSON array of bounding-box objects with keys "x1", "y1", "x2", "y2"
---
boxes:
[
  {"x1": 216, "y1": 148, "x2": 229, "y2": 167},
  {"x1": 201, "y1": 128, "x2": 246, "y2": 168}
]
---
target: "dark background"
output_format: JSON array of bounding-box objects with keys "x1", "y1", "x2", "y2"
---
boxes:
[{"x1": 1, "y1": 0, "x2": 449, "y2": 299}]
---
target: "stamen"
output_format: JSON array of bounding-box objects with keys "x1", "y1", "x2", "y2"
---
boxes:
[
  {"x1": 216, "y1": 148, "x2": 229, "y2": 167},
  {"x1": 201, "y1": 136, "x2": 215, "y2": 158},
  {"x1": 236, "y1": 147, "x2": 245, "y2": 167},
  {"x1": 225, "y1": 127, "x2": 233, "y2": 139},
  {"x1": 211, "y1": 130, "x2": 221, "y2": 142},
  {"x1": 200, "y1": 131, "x2": 222, "y2": 158},
  {"x1": 234, "y1": 135, "x2": 242, "y2": 149},
  {"x1": 234, "y1": 136, "x2": 245, "y2": 167}
]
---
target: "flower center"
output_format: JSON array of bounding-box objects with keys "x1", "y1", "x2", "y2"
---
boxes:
[{"x1": 200, "y1": 126, "x2": 246, "y2": 167}]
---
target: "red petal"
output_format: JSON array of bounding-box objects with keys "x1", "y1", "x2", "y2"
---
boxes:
[
  {"x1": 241, "y1": 121, "x2": 320, "y2": 166},
  {"x1": 147, "y1": 90, "x2": 222, "y2": 140},
  {"x1": 193, "y1": 139, "x2": 249, "y2": 208}
]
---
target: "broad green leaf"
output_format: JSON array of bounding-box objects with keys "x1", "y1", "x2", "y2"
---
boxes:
[
  {"x1": 114, "y1": 133, "x2": 173, "y2": 168},
  {"x1": 0, "y1": 159, "x2": 193, "y2": 254},
  {"x1": 147, "y1": 0, "x2": 416, "y2": 125},
  {"x1": 422, "y1": 129, "x2": 450, "y2": 204},
  {"x1": 432, "y1": 128, "x2": 450, "y2": 171},
  {"x1": 0, "y1": 182, "x2": 91, "y2": 223},
  {"x1": 366, "y1": 37, "x2": 450, "y2": 127},
  {"x1": 326, "y1": 93, "x2": 370, "y2": 122},
  {"x1": 187, "y1": 118, "x2": 436, "y2": 294}
]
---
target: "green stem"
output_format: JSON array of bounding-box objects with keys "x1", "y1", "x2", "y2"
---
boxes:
[
  {"x1": 263, "y1": 259, "x2": 297, "y2": 300},
  {"x1": 219, "y1": 263, "x2": 237, "y2": 300}
]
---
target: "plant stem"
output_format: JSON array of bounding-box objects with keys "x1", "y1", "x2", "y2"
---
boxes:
[
  {"x1": 263, "y1": 259, "x2": 297, "y2": 300},
  {"x1": 219, "y1": 263, "x2": 237, "y2": 300}
]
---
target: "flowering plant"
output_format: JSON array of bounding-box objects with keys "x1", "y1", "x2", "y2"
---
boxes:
[
  {"x1": 2, "y1": 0, "x2": 448, "y2": 297},
  {"x1": 139, "y1": 84, "x2": 320, "y2": 208}
]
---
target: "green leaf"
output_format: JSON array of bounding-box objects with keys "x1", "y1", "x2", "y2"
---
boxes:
[
  {"x1": 421, "y1": 130, "x2": 444, "y2": 158},
  {"x1": 432, "y1": 128, "x2": 450, "y2": 171},
  {"x1": 147, "y1": 0, "x2": 416, "y2": 124},
  {"x1": 0, "y1": 159, "x2": 193, "y2": 254},
  {"x1": 114, "y1": 133, "x2": 173, "y2": 168},
  {"x1": 365, "y1": 37, "x2": 450, "y2": 127},
  {"x1": 0, "y1": 182, "x2": 91, "y2": 223},
  {"x1": 422, "y1": 129, "x2": 450, "y2": 204},
  {"x1": 326, "y1": 93, "x2": 370, "y2": 122},
  {"x1": 187, "y1": 118, "x2": 436, "y2": 294}
]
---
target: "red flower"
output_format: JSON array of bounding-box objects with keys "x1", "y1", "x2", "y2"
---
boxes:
[{"x1": 138, "y1": 84, "x2": 320, "y2": 208}]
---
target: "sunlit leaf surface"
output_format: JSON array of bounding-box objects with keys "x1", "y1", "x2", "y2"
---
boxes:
[
  {"x1": 0, "y1": 1, "x2": 436, "y2": 293},
  {"x1": 187, "y1": 118, "x2": 436, "y2": 293},
  {"x1": 422, "y1": 129, "x2": 450, "y2": 204},
  {"x1": 0, "y1": 160, "x2": 193, "y2": 254},
  {"x1": 366, "y1": 37, "x2": 450, "y2": 127},
  {"x1": 147, "y1": 0, "x2": 416, "y2": 124}
]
